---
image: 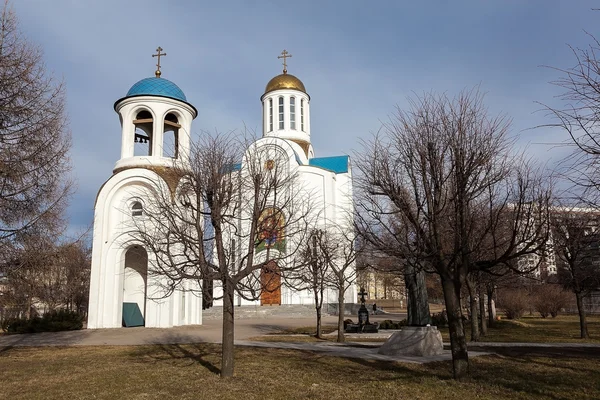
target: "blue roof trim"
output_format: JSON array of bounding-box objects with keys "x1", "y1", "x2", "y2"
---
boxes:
[
  {"x1": 126, "y1": 77, "x2": 187, "y2": 101},
  {"x1": 222, "y1": 163, "x2": 242, "y2": 173},
  {"x1": 308, "y1": 155, "x2": 349, "y2": 174}
]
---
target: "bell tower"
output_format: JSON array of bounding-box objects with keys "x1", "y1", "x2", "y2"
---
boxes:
[
  {"x1": 112, "y1": 47, "x2": 197, "y2": 172},
  {"x1": 261, "y1": 50, "x2": 312, "y2": 157},
  {"x1": 88, "y1": 48, "x2": 203, "y2": 329}
]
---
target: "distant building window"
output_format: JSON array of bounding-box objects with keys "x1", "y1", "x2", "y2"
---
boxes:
[
  {"x1": 300, "y1": 99, "x2": 304, "y2": 131},
  {"x1": 132, "y1": 201, "x2": 143, "y2": 217},
  {"x1": 278, "y1": 97, "x2": 284, "y2": 130},
  {"x1": 290, "y1": 97, "x2": 296, "y2": 130},
  {"x1": 269, "y1": 98, "x2": 273, "y2": 132}
]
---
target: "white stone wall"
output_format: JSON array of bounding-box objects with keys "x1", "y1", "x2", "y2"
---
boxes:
[{"x1": 88, "y1": 168, "x2": 203, "y2": 329}]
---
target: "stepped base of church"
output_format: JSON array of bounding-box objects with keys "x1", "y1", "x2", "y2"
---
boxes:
[{"x1": 202, "y1": 304, "x2": 335, "y2": 320}]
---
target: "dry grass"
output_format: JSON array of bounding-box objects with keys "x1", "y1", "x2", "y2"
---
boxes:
[
  {"x1": 438, "y1": 314, "x2": 600, "y2": 343},
  {"x1": 256, "y1": 314, "x2": 600, "y2": 345},
  {"x1": 1, "y1": 343, "x2": 599, "y2": 399}
]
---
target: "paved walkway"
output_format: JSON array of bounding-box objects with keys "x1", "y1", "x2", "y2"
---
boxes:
[
  {"x1": 1, "y1": 315, "x2": 598, "y2": 364},
  {"x1": 0, "y1": 316, "x2": 330, "y2": 347}
]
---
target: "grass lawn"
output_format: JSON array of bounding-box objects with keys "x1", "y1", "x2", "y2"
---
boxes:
[
  {"x1": 1, "y1": 343, "x2": 599, "y2": 400},
  {"x1": 254, "y1": 314, "x2": 600, "y2": 344},
  {"x1": 438, "y1": 314, "x2": 600, "y2": 343}
]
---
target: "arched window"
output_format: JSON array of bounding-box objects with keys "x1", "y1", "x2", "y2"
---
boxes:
[
  {"x1": 163, "y1": 112, "x2": 180, "y2": 158},
  {"x1": 278, "y1": 97, "x2": 284, "y2": 130},
  {"x1": 133, "y1": 110, "x2": 153, "y2": 156},
  {"x1": 290, "y1": 97, "x2": 296, "y2": 130},
  {"x1": 131, "y1": 201, "x2": 143, "y2": 217},
  {"x1": 269, "y1": 98, "x2": 273, "y2": 132},
  {"x1": 300, "y1": 99, "x2": 304, "y2": 132}
]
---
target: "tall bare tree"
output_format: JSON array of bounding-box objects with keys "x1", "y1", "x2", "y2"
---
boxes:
[
  {"x1": 355, "y1": 89, "x2": 552, "y2": 380},
  {"x1": 133, "y1": 133, "x2": 313, "y2": 378},
  {"x1": 288, "y1": 230, "x2": 330, "y2": 339},
  {"x1": 320, "y1": 226, "x2": 358, "y2": 343},
  {"x1": 287, "y1": 224, "x2": 357, "y2": 342},
  {"x1": 550, "y1": 205, "x2": 600, "y2": 338},
  {"x1": 0, "y1": 0, "x2": 72, "y2": 259}
]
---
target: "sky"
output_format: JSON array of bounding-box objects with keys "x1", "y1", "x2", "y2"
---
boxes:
[{"x1": 11, "y1": 0, "x2": 600, "y2": 236}]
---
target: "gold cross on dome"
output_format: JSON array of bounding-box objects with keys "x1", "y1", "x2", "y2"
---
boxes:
[
  {"x1": 152, "y1": 46, "x2": 167, "y2": 78},
  {"x1": 278, "y1": 49, "x2": 292, "y2": 74}
]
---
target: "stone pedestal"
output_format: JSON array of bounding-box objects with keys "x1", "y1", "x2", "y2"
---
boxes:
[{"x1": 377, "y1": 326, "x2": 443, "y2": 357}]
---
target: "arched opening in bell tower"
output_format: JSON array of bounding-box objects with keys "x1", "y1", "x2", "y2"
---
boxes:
[
  {"x1": 163, "y1": 112, "x2": 180, "y2": 158},
  {"x1": 133, "y1": 110, "x2": 153, "y2": 156},
  {"x1": 122, "y1": 245, "x2": 148, "y2": 327}
]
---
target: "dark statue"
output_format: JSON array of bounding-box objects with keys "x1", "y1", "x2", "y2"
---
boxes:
[{"x1": 404, "y1": 263, "x2": 431, "y2": 326}]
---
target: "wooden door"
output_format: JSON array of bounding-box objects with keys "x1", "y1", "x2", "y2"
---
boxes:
[{"x1": 260, "y1": 261, "x2": 281, "y2": 305}]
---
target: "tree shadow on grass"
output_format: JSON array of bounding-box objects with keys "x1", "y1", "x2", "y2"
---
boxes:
[
  {"x1": 132, "y1": 343, "x2": 221, "y2": 375},
  {"x1": 301, "y1": 346, "x2": 600, "y2": 399},
  {"x1": 468, "y1": 354, "x2": 597, "y2": 400},
  {"x1": 256, "y1": 345, "x2": 440, "y2": 385}
]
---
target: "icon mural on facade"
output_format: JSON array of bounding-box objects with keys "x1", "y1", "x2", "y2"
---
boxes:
[{"x1": 256, "y1": 207, "x2": 286, "y2": 254}]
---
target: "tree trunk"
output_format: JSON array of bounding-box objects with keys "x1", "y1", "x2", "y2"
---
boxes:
[
  {"x1": 487, "y1": 285, "x2": 495, "y2": 328},
  {"x1": 221, "y1": 278, "x2": 235, "y2": 378},
  {"x1": 479, "y1": 288, "x2": 487, "y2": 336},
  {"x1": 405, "y1": 264, "x2": 432, "y2": 326},
  {"x1": 441, "y1": 276, "x2": 469, "y2": 380},
  {"x1": 313, "y1": 286, "x2": 322, "y2": 339},
  {"x1": 575, "y1": 292, "x2": 589, "y2": 339},
  {"x1": 315, "y1": 304, "x2": 322, "y2": 339},
  {"x1": 465, "y1": 275, "x2": 480, "y2": 342},
  {"x1": 337, "y1": 284, "x2": 346, "y2": 343}
]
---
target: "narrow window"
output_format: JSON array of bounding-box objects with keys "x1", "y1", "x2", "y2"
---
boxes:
[
  {"x1": 278, "y1": 97, "x2": 284, "y2": 130},
  {"x1": 290, "y1": 97, "x2": 296, "y2": 130},
  {"x1": 269, "y1": 99, "x2": 273, "y2": 132},
  {"x1": 132, "y1": 201, "x2": 143, "y2": 217},
  {"x1": 300, "y1": 99, "x2": 305, "y2": 131}
]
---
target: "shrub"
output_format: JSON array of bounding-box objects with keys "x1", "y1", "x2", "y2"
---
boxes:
[
  {"x1": 343, "y1": 319, "x2": 354, "y2": 330},
  {"x1": 5, "y1": 309, "x2": 84, "y2": 334},
  {"x1": 431, "y1": 310, "x2": 448, "y2": 327},
  {"x1": 378, "y1": 319, "x2": 406, "y2": 330},
  {"x1": 531, "y1": 284, "x2": 571, "y2": 318},
  {"x1": 498, "y1": 288, "x2": 529, "y2": 319}
]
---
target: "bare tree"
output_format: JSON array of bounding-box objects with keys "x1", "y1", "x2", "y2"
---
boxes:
[
  {"x1": 0, "y1": 0, "x2": 72, "y2": 259},
  {"x1": 550, "y1": 205, "x2": 600, "y2": 338},
  {"x1": 298, "y1": 225, "x2": 359, "y2": 343},
  {"x1": 132, "y1": 133, "x2": 313, "y2": 378},
  {"x1": 0, "y1": 237, "x2": 90, "y2": 318},
  {"x1": 322, "y1": 226, "x2": 358, "y2": 343},
  {"x1": 355, "y1": 89, "x2": 552, "y2": 380},
  {"x1": 287, "y1": 225, "x2": 357, "y2": 341},
  {"x1": 287, "y1": 230, "x2": 330, "y2": 338}
]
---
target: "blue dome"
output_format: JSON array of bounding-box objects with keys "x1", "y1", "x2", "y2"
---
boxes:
[{"x1": 126, "y1": 77, "x2": 187, "y2": 102}]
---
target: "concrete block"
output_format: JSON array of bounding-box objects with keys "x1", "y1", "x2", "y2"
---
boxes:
[{"x1": 378, "y1": 326, "x2": 443, "y2": 357}]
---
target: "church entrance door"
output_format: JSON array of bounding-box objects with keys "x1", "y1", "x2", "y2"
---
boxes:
[
  {"x1": 260, "y1": 261, "x2": 281, "y2": 305},
  {"x1": 122, "y1": 246, "x2": 148, "y2": 326}
]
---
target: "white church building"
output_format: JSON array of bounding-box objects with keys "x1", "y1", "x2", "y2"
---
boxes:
[{"x1": 87, "y1": 50, "x2": 355, "y2": 329}]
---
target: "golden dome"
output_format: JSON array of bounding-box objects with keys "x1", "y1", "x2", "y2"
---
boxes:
[{"x1": 264, "y1": 73, "x2": 307, "y2": 96}]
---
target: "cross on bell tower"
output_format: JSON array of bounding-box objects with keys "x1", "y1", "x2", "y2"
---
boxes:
[
  {"x1": 152, "y1": 46, "x2": 167, "y2": 78},
  {"x1": 278, "y1": 49, "x2": 292, "y2": 74}
]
